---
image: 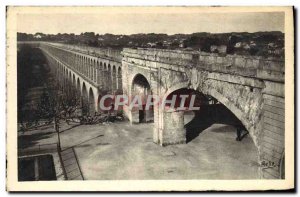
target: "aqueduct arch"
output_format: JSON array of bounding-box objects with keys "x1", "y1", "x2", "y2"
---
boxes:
[
  {"x1": 82, "y1": 82, "x2": 89, "y2": 115},
  {"x1": 72, "y1": 74, "x2": 76, "y2": 86},
  {"x1": 130, "y1": 73, "x2": 153, "y2": 123},
  {"x1": 76, "y1": 78, "x2": 81, "y2": 93},
  {"x1": 89, "y1": 88, "x2": 95, "y2": 115}
]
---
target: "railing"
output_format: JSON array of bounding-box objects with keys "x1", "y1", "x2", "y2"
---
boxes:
[{"x1": 122, "y1": 47, "x2": 285, "y2": 82}]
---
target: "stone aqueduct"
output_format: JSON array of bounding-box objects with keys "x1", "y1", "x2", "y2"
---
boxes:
[{"x1": 19, "y1": 42, "x2": 285, "y2": 179}]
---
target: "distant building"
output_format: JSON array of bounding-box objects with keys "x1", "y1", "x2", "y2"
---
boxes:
[
  {"x1": 243, "y1": 44, "x2": 251, "y2": 50},
  {"x1": 217, "y1": 45, "x2": 227, "y2": 54},
  {"x1": 250, "y1": 41, "x2": 256, "y2": 47},
  {"x1": 163, "y1": 40, "x2": 171, "y2": 47},
  {"x1": 268, "y1": 43, "x2": 277, "y2": 48},
  {"x1": 210, "y1": 45, "x2": 218, "y2": 52},
  {"x1": 210, "y1": 45, "x2": 227, "y2": 54},
  {"x1": 34, "y1": 34, "x2": 43, "y2": 39},
  {"x1": 179, "y1": 43, "x2": 186, "y2": 48},
  {"x1": 147, "y1": 43, "x2": 156, "y2": 48},
  {"x1": 234, "y1": 42, "x2": 242, "y2": 48}
]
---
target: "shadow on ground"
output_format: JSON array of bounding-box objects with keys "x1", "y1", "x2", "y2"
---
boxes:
[
  {"x1": 185, "y1": 104, "x2": 244, "y2": 143},
  {"x1": 18, "y1": 131, "x2": 54, "y2": 149}
]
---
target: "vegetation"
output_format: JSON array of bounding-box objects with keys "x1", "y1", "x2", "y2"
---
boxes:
[{"x1": 18, "y1": 31, "x2": 284, "y2": 58}]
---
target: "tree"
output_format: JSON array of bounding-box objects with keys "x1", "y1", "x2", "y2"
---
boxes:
[{"x1": 37, "y1": 80, "x2": 81, "y2": 150}]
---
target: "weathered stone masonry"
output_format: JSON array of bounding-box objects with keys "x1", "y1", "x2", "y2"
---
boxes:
[
  {"x1": 19, "y1": 42, "x2": 285, "y2": 179},
  {"x1": 122, "y1": 48, "x2": 285, "y2": 179}
]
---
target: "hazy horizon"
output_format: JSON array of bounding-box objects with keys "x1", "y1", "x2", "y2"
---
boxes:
[
  {"x1": 17, "y1": 8, "x2": 284, "y2": 35},
  {"x1": 17, "y1": 30, "x2": 284, "y2": 36}
]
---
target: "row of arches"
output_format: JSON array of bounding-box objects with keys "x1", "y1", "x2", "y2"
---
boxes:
[
  {"x1": 49, "y1": 56, "x2": 123, "y2": 117},
  {"x1": 47, "y1": 56, "x2": 97, "y2": 116},
  {"x1": 42, "y1": 44, "x2": 122, "y2": 93}
]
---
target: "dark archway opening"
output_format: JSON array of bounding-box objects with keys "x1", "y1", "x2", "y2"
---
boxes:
[
  {"x1": 131, "y1": 74, "x2": 153, "y2": 123},
  {"x1": 82, "y1": 83, "x2": 89, "y2": 116},
  {"x1": 89, "y1": 88, "x2": 95, "y2": 116},
  {"x1": 165, "y1": 88, "x2": 248, "y2": 143}
]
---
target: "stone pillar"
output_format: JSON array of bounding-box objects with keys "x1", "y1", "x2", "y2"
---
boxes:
[
  {"x1": 145, "y1": 106, "x2": 154, "y2": 122},
  {"x1": 153, "y1": 105, "x2": 160, "y2": 144},
  {"x1": 160, "y1": 110, "x2": 186, "y2": 146},
  {"x1": 130, "y1": 106, "x2": 140, "y2": 124}
]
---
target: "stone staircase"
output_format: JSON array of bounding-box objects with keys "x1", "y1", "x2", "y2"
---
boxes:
[{"x1": 60, "y1": 148, "x2": 84, "y2": 180}]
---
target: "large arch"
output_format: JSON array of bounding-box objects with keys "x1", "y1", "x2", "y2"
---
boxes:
[
  {"x1": 131, "y1": 73, "x2": 153, "y2": 123},
  {"x1": 161, "y1": 84, "x2": 258, "y2": 149},
  {"x1": 162, "y1": 82, "x2": 256, "y2": 145},
  {"x1": 163, "y1": 86, "x2": 259, "y2": 177}
]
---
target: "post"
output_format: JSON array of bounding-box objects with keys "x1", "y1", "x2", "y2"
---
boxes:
[{"x1": 54, "y1": 117, "x2": 61, "y2": 151}]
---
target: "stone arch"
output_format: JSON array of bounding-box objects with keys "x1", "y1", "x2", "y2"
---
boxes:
[
  {"x1": 161, "y1": 86, "x2": 259, "y2": 176},
  {"x1": 206, "y1": 88, "x2": 256, "y2": 143},
  {"x1": 99, "y1": 61, "x2": 103, "y2": 85},
  {"x1": 72, "y1": 74, "x2": 76, "y2": 86},
  {"x1": 130, "y1": 73, "x2": 153, "y2": 123},
  {"x1": 96, "y1": 60, "x2": 100, "y2": 84},
  {"x1": 112, "y1": 65, "x2": 117, "y2": 91},
  {"x1": 89, "y1": 58, "x2": 92, "y2": 79},
  {"x1": 84, "y1": 57, "x2": 87, "y2": 76},
  {"x1": 97, "y1": 94, "x2": 102, "y2": 112},
  {"x1": 76, "y1": 77, "x2": 81, "y2": 94},
  {"x1": 131, "y1": 73, "x2": 152, "y2": 93},
  {"x1": 108, "y1": 64, "x2": 112, "y2": 91},
  {"x1": 163, "y1": 83, "x2": 257, "y2": 148},
  {"x1": 93, "y1": 59, "x2": 97, "y2": 82},
  {"x1": 82, "y1": 82, "x2": 89, "y2": 116},
  {"x1": 63, "y1": 67, "x2": 67, "y2": 90},
  {"x1": 68, "y1": 70, "x2": 71, "y2": 82},
  {"x1": 117, "y1": 66, "x2": 122, "y2": 91},
  {"x1": 89, "y1": 88, "x2": 96, "y2": 115}
]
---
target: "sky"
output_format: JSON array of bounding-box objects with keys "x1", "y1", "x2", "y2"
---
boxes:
[{"x1": 17, "y1": 8, "x2": 285, "y2": 35}]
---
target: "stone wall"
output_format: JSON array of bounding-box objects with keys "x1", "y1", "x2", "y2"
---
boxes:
[{"x1": 122, "y1": 48, "x2": 285, "y2": 179}]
